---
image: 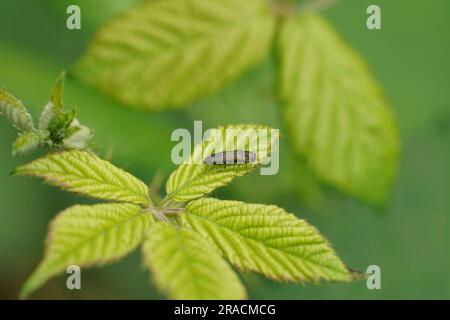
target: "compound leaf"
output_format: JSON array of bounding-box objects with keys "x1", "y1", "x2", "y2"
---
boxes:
[
  {"x1": 21, "y1": 203, "x2": 153, "y2": 298},
  {"x1": 166, "y1": 124, "x2": 278, "y2": 202},
  {"x1": 13, "y1": 150, "x2": 150, "y2": 206},
  {"x1": 0, "y1": 88, "x2": 35, "y2": 131},
  {"x1": 75, "y1": 0, "x2": 275, "y2": 110},
  {"x1": 142, "y1": 222, "x2": 246, "y2": 300},
  {"x1": 181, "y1": 198, "x2": 352, "y2": 283},
  {"x1": 278, "y1": 14, "x2": 399, "y2": 205}
]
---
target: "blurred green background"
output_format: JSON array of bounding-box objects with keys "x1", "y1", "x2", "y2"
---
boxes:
[{"x1": 1, "y1": 0, "x2": 449, "y2": 299}]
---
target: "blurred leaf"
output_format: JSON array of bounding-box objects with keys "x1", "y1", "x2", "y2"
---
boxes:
[
  {"x1": 165, "y1": 124, "x2": 278, "y2": 202},
  {"x1": 182, "y1": 198, "x2": 352, "y2": 282},
  {"x1": 14, "y1": 150, "x2": 151, "y2": 206},
  {"x1": 0, "y1": 88, "x2": 35, "y2": 132},
  {"x1": 12, "y1": 131, "x2": 41, "y2": 155},
  {"x1": 142, "y1": 222, "x2": 246, "y2": 299},
  {"x1": 21, "y1": 203, "x2": 153, "y2": 298},
  {"x1": 74, "y1": 0, "x2": 275, "y2": 110},
  {"x1": 277, "y1": 13, "x2": 399, "y2": 205}
]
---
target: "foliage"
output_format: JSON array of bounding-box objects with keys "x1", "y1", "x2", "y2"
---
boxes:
[
  {"x1": 13, "y1": 125, "x2": 354, "y2": 299},
  {"x1": 182, "y1": 198, "x2": 351, "y2": 282},
  {"x1": 277, "y1": 14, "x2": 399, "y2": 204},
  {"x1": 0, "y1": 0, "x2": 400, "y2": 300},
  {"x1": 166, "y1": 125, "x2": 278, "y2": 202},
  {"x1": 142, "y1": 222, "x2": 247, "y2": 300},
  {"x1": 0, "y1": 72, "x2": 92, "y2": 155},
  {"x1": 75, "y1": 0, "x2": 275, "y2": 110},
  {"x1": 1, "y1": 0, "x2": 449, "y2": 302},
  {"x1": 13, "y1": 150, "x2": 150, "y2": 206},
  {"x1": 74, "y1": 0, "x2": 400, "y2": 206},
  {"x1": 21, "y1": 203, "x2": 152, "y2": 299}
]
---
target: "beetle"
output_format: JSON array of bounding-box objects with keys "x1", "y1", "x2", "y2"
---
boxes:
[{"x1": 204, "y1": 150, "x2": 257, "y2": 165}]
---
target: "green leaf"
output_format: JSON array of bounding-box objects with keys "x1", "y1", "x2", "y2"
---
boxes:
[
  {"x1": 166, "y1": 124, "x2": 278, "y2": 202},
  {"x1": 13, "y1": 150, "x2": 150, "y2": 206},
  {"x1": 39, "y1": 72, "x2": 65, "y2": 131},
  {"x1": 13, "y1": 131, "x2": 41, "y2": 155},
  {"x1": 21, "y1": 203, "x2": 153, "y2": 298},
  {"x1": 142, "y1": 222, "x2": 246, "y2": 300},
  {"x1": 38, "y1": 102, "x2": 56, "y2": 131},
  {"x1": 50, "y1": 71, "x2": 65, "y2": 114},
  {"x1": 0, "y1": 88, "x2": 35, "y2": 131},
  {"x1": 277, "y1": 14, "x2": 399, "y2": 205},
  {"x1": 74, "y1": 0, "x2": 275, "y2": 110},
  {"x1": 40, "y1": 72, "x2": 91, "y2": 151},
  {"x1": 181, "y1": 198, "x2": 352, "y2": 283}
]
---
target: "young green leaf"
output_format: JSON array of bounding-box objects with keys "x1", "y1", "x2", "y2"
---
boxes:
[
  {"x1": 21, "y1": 203, "x2": 153, "y2": 298},
  {"x1": 38, "y1": 72, "x2": 92, "y2": 151},
  {"x1": 13, "y1": 150, "x2": 151, "y2": 206},
  {"x1": 0, "y1": 88, "x2": 35, "y2": 132},
  {"x1": 142, "y1": 222, "x2": 246, "y2": 300},
  {"x1": 39, "y1": 72, "x2": 65, "y2": 131},
  {"x1": 277, "y1": 13, "x2": 399, "y2": 205},
  {"x1": 62, "y1": 120, "x2": 91, "y2": 150},
  {"x1": 13, "y1": 132, "x2": 41, "y2": 156},
  {"x1": 74, "y1": 0, "x2": 275, "y2": 110},
  {"x1": 181, "y1": 198, "x2": 352, "y2": 283},
  {"x1": 166, "y1": 124, "x2": 278, "y2": 202},
  {"x1": 38, "y1": 102, "x2": 56, "y2": 131},
  {"x1": 50, "y1": 71, "x2": 65, "y2": 113}
]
